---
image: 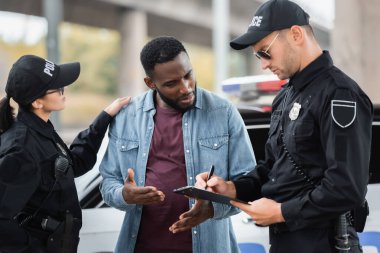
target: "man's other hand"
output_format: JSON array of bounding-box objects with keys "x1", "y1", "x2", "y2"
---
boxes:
[{"x1": 169, "y1": 199, "x2": 214, "y2": 233}]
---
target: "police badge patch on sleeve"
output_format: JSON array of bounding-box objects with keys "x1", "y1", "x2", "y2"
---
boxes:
[{"x1": 331, "y1": 100, "x2": 356, "y2": 128}]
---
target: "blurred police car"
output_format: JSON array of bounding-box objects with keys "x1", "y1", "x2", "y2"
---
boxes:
[
  {"x1": 75, "y1": 100, "x2": 380, "y2": 253},
  {"x1": 222, "y1": 74, "x2": 286, "y2": 112}
]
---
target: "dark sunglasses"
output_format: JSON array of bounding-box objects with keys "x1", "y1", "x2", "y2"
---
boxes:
[
  {"x1": 254, "y1": 32, "x2": 280, "y2": 60},
  {"x1": 45, "y1": 87, "x2": 64, "y2": 96}
]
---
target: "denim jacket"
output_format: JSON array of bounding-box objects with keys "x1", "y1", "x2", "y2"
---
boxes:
[{"x1": 99, "y1": 88, "x2": 256, "y2": 253}]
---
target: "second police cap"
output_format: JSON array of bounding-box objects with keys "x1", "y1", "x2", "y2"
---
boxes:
[
  {"x1": 230, "y1": 0, "x2": 310, "y2": 50},
  {"x1": 5, "y1": 55, "x2": 80, "y2": 105}
]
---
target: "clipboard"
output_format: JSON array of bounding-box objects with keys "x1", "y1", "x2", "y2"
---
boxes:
[{"x1": 173, "y1": 186, "x2": 249, "y2": 206}]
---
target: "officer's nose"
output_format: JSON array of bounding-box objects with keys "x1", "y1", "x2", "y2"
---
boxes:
[{"x1": 261, "y1": 58, "x2": 271, "y2": 70}]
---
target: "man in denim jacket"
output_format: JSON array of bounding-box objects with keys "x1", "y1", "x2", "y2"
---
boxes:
[{"x1": 99, "y1": 36, "x2": 256, "y2": 253}]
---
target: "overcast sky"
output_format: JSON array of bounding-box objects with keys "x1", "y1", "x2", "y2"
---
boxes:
[{"x1": 0, "y1": 11, "x2": 47, "y2": 44}]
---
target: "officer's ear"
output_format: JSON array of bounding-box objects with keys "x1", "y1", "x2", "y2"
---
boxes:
[
  {"x1": 31, "y1": 99, "x2": 43, "y2": 110},
  {"x1": 144, "y1": 77, "x2": 156, "y2": 90},
  {"x1": 289, "y1": 25, "x2": 304, "y2": 45}
]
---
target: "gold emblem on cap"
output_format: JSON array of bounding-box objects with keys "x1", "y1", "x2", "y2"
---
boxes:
[{"x1": 289, "y1": 102, "x2": 301, "y2": 120}]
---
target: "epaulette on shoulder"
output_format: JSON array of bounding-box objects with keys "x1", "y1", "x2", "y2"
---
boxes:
[
  {"x1": 329, "y1": 67, "x2": 357, "y2": 90},
  {"x1": 0, "y1": 122, "x2": 29, "y2": 150}
]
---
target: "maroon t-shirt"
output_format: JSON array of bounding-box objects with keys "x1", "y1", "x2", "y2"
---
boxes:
[{"x1": 134, "y1": 105, "x2": 192, "y2": 253}]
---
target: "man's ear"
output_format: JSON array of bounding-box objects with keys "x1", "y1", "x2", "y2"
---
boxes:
[{"x1": 144, "y1": 77, "x2": 156, "y2": 90}]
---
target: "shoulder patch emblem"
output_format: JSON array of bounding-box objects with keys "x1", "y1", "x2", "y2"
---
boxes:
[{"x1": 331, "y1": 100, "x2": 356, "y2": 128}]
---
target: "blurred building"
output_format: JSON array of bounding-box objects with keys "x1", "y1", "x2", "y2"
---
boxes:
[
  {"x1": 0, "y1": 0, "x2": 329, "y2": 95},
  {"x1": 332, "y1": 0, "x2": 380, "y2": 104},
  {"x1": 2, "y1": 0, "x2": 377, "y2": 103}
]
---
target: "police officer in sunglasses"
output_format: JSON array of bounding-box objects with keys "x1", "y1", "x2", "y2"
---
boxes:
[{"x1": 196, "y1": 0, "x2": 373, "y2": 252}]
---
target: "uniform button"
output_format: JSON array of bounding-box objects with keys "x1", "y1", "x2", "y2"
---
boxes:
[
  {"x1": 189, "y1": 177, "x2": 193, "y2": 180},
  {"x1": 213, "y1": 143, "x2": 218, "y2": 147},
  {"x1": 121, "y1": 145, "x2": 125, "y2": 149},
  {"x1": 143, "y1": 153, "x2": 146, "y2": 156},
  {"x1": 271, "y1": 178, "x2": 276, "y2": 182},
  {"x1": 132, "y1": 234, "x2": 136, "y2": 238},
  {"x1": 193, "y1": 230, "x2": 197, "y2": 235},
  {"x1": 186, "y1": 150, "x2": 190, "y2": 153},
  {"x1": 185, "y1": 123, "x2": 188, "y2": 126}
]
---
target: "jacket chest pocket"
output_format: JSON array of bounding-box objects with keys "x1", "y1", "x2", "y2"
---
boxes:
[
  {"x1": 268, "y1": 111, "x2": 282, "y2": 156},
  {"x1": 198, "y1": 136, "x2": 229, "y2": 172},
  {"x1": 117, "y1": 140, "x2": 139, "y2": 172},
  {"x1": 119, "y1": 140, "x2": 139, "y2": 152},
  {"x1": 268, "y1": 110, "x2": 282, "y2": 137},
  {"x1": 287, "y1": 120, "x2": 316, "y2": 154},
  {"x1": 199, "y1": 136, "x2": 228, "y2": 150}
]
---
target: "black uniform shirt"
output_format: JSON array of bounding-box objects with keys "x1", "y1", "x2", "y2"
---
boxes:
[
  {"x1": 0, "y1": 109, "x2": 112, "y2": 248},
  {"x1": 234, "y1": 51, "x2": 373, "y2": 231}
]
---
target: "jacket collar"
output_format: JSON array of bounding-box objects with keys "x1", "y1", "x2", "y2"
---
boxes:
[
  {"x1": 17, "y1": 110, "x2": 55, "y2": 140},
  {"x1": 289, "y1": 50, "x2": 333, "y2": 91},
  {"x1": 143, "y1": 89, "x2": 155, "y2": 112}
]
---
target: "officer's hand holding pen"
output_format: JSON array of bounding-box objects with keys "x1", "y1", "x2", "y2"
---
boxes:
[
  {"x1": 195, "y1": 168, "x2": 237, "y2": 199},
  {"x1": 204, "y1": 165, "x2": 215, "y2": 189}
]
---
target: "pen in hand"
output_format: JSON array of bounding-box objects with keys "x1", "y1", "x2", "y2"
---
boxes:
[{"x1": 205, "y1": 165, "x2": 215, "y2": 190}]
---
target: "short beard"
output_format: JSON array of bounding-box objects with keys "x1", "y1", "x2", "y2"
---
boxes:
[{"x1": 155, "y1": 85, "x2": 197, "y2": 113}]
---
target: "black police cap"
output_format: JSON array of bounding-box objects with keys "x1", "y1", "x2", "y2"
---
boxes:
[
  {"x1": 5, "y1": 55, "x2": 80, "y2": 105},
  {"x1": 230, "y1": 0, "x2": 310, "y2": 50}
]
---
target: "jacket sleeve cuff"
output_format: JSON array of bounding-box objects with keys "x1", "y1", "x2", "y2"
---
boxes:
[
  {"x1": 281, "y1": 198, "x2": 303, "y2": 231},
  {"x1": 92, "y1": 111, "x2": 113, "y2": 133},
  {"x1": 211, "y1": 202, "x2": 240, "y2": 220},
  {"x1": 233, "y1": 179, "x2": 256, "y2": 202},
  {"x1": 115, "y1": 185, "x2": 135, "y2": 211}
]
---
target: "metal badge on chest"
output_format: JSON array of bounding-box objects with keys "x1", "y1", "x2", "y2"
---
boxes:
[{"x1": 289, "y1": 102, "x2": 302, "y2": 121}]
